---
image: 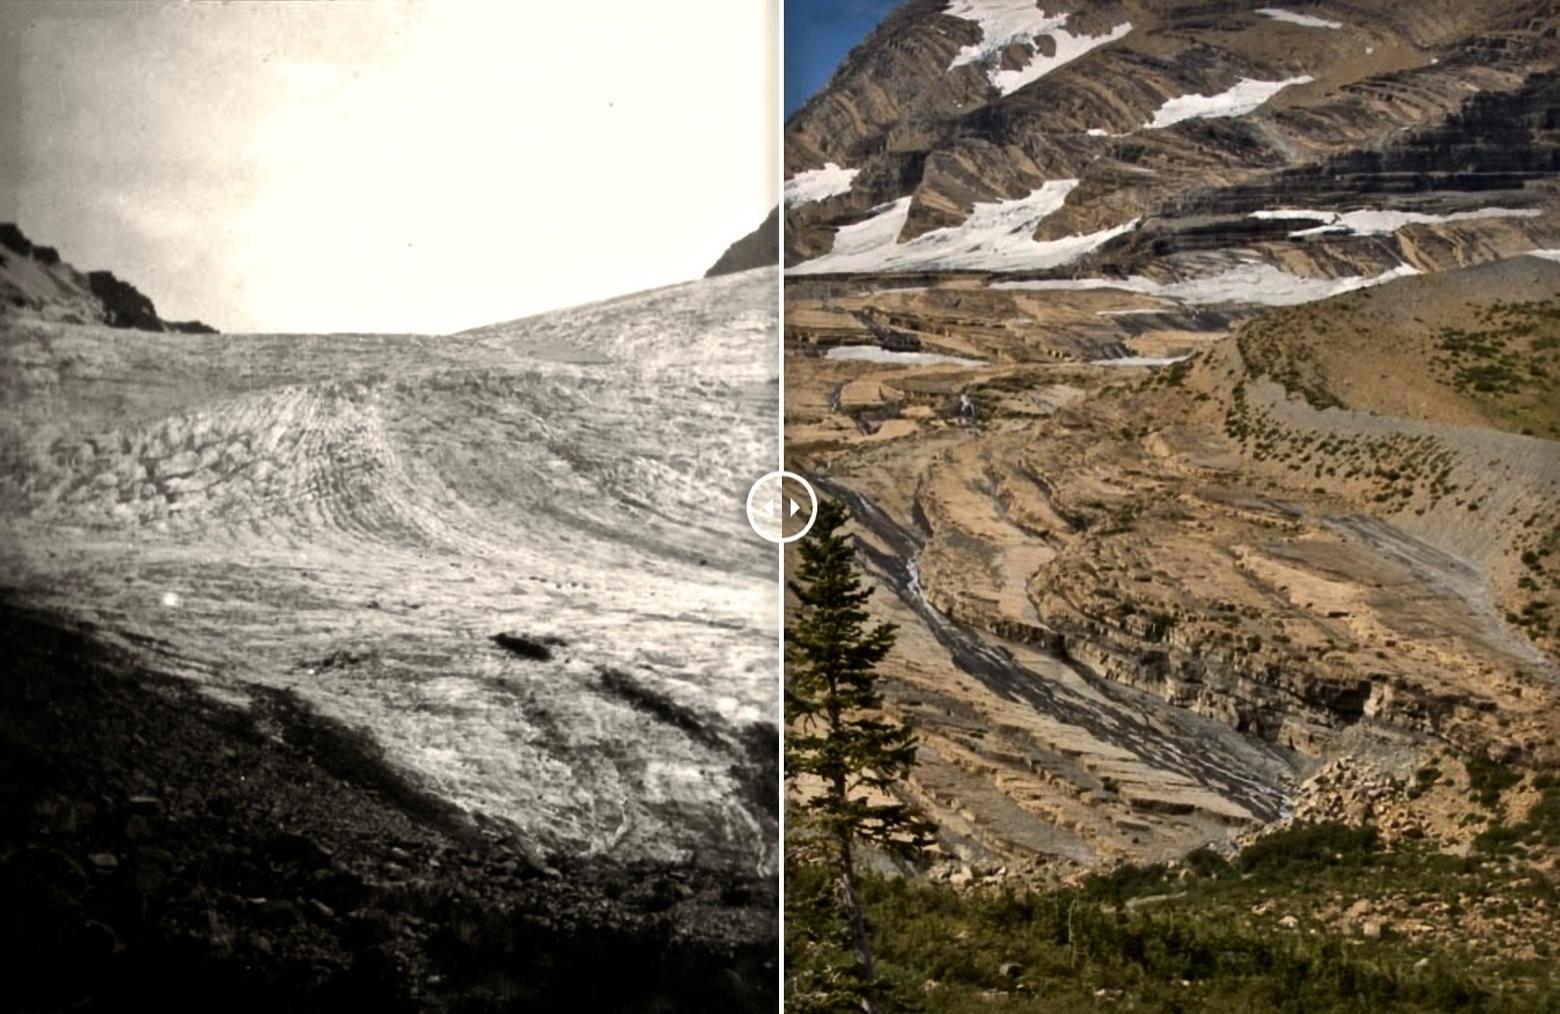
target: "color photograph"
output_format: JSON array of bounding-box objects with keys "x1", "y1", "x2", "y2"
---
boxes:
[{"x1": 782, "y1": 1, "x2": 1560, "y2": 1010}]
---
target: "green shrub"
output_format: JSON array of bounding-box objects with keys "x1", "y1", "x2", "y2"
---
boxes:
[
  {"x1": 1184, "y1": 847, "x2": 1229, "y2": 878},
  {"x1": 1236, "y1": 823, "x2": 1380, "y2": 880},
  {"x1": 1465, "y1": 755, "x2": 1521, "y2": 808}
]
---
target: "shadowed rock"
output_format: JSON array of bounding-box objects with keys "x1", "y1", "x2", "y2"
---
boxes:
[{"x1": 491, "y1": 632, "x2": 566, "y2": 661}]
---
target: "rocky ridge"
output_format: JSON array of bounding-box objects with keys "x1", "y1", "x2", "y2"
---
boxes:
[
  {"x1": 1, "y1": 223, "x2": 216, "y2": 333},
  {"x1": 706, "y1": 206, "x2": 781, "y2": 277},
  {"x1": 784, "y1": 0, "x2": 1558, "y2": 295}
]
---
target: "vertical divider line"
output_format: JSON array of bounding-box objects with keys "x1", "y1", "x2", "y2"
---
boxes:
[{"x1": 774, "y1": 0, "x2": 787, "y2": 1005}]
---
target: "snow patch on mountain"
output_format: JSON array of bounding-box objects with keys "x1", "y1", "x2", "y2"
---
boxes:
[
  {"x1": 992, "y1": 262, "x2": 1421, "y2": 306},
  {"x1": 945, "y1": 0, "x2": 1132, "y2": 96},
  {"x1": 790, "y1": 181, "x2": 1139, "y2": 274},
  {"x1": 1145, "y1": 76, "x2": 1313, "y2": 129},
  {"x1": 784, "y1": 163, "x2": 860, "y2": 206},
  {"x1": 791, "y1": 197, "x2": 914, "y2": 274},
  {"x1": 1094, "y1": 354, "x2": 1192, "y2": 367},
  {"x1": 1256, "y1": 7, "x2": 1344, "y2": 29},
  {"x1": 826, "y1": 346, "x2": 986, "y2": 366},
  {"x1": 1251, "y1": 207, "x2": 1543, "y2": 237}
]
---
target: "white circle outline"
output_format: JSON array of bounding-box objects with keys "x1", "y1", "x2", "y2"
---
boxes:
[{"x1": 745, "y1": 470, "x2": 819, "y2": 545}]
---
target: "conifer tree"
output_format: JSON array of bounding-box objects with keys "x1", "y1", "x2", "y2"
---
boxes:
[{"x1": 786, "y1": 497, "x2": 935, "y2": 1011}]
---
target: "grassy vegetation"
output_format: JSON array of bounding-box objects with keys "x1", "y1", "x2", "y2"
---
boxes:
[
  {"x1": 1473, "y1": 771, "x2": 1560, "y2": 851},
  {"x1": 1508, "y1": 520, "x2": 1560, "y2": 650},
  {"x1": 1229, "y1": 294, "x2": 1559, "y2": 437},
  {"x1": 1202, "y1": 295, "x2": 1558, "y2": 528},
  {"x1": 1218, "y1": 375, "x2": 1456, "y2": 512},
  {"x1": 1214, "y1": 296, "x2": 1560, "y2": 656},
  {"x1": 1428, "y1": 298, "x2": 1560, "y2": 437},
  {"x1": 1408, "y1": 763, "x2": 1442, "y2": 800},
  {"x1": 789, "y1": 785, "x2": 1560, "y2": 1013},
  {"x1": 1235, "y1": 313, "x2": 1346, "y2": 412}
]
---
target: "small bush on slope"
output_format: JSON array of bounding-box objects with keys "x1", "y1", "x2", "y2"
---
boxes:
[{"x1": 785, "y1": 819, "x2": 1560, "y2": 1013}]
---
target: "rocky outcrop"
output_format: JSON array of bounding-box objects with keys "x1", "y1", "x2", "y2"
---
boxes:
[
  {"x1": 784, "y1": 0, "x2": 987, "y2": 171},
  {"x1": 0, "y1": 222, "x2": 61, "y2": 264},
  {"x1": 86, "y1": 269, "x2": 164, "y2": 331},
  {"x1": 706, "y1": 205, "x2": 780, "y2": 277},
  {"x1": 1, "y1": 223, "x2": 218, "y2": 333}
]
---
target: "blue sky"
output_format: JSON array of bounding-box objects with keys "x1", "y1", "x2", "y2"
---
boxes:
[{"x1": 786, "y1": 0, "x2": 902, "y2": 116}]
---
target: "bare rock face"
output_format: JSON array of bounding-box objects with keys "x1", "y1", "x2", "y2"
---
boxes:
[
  {"x1": 784, "y1": 0, "x2": 988, "y2": 170},
  {"x1": 706, "y1": 205, "x2": 780, "y2": 277}
]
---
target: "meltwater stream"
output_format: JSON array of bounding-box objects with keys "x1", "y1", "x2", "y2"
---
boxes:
[{"x1": 816, "y1": 477, "x2": 1296, "y2": 823}]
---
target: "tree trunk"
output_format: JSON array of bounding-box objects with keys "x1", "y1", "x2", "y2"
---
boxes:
[
  {"x1": 829, "y1": 676, "x2": 876, "y2": 1010},
  {"x1": 835, "y1": 827, "x2": 877, "y2": 1011}
]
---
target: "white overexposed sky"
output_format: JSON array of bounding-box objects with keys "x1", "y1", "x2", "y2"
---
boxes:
[{"x1": 0, "y1": 1, "x2": 778, "y2": 334}]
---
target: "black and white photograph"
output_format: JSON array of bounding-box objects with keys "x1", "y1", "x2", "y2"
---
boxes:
[{"x1": 1, "y1": 2, "x2": 780, "y2": 1010}]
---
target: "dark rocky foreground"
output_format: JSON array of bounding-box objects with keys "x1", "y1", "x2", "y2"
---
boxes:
[{"x1": 0, "y1": 600, "x2": 776, "y2": 1013}]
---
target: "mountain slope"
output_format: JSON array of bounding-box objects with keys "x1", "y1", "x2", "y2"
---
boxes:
[
  {"x1": 783, "y1": 0, "x2": 1560, "y2": 885},
  {"x1": 707, "y1": 206, "x2": 781, "y2": 277},
  {"x1": 1, "y1": 223, "x2": 217, "y2": 333},
  {"x1": 1, "y1": 601, "x2": 776, "y2": 1011},
  {"x1": 785, "y1": 0, "x2": 1558, "y2": 315}
]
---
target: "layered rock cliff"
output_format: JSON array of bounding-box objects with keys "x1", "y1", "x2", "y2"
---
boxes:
[{"x1": 784, "y1": 0, "x2": 1558, "y2": 290}]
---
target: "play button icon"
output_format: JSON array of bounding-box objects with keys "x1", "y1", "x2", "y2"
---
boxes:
[{"x1": 746, "y1": 470, "x2": 817, "y2": 544}]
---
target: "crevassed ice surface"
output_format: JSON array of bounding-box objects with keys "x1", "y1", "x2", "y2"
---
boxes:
[
  {"x1": 0, "y1": 267, "x2": 781, "y2": 874},
  {"x1": 791, "y1": 181, "x2": 1139, "y2": 274},
  {"x1": 1145, "y1": 76, "x2": 1313, "y2": 129},
  {"x1": 945, "y1": 0, "x2": 1131, "y2": 95},
  {"x1": 784, "y1": 162, "x2": 860, "y2": 206}
]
